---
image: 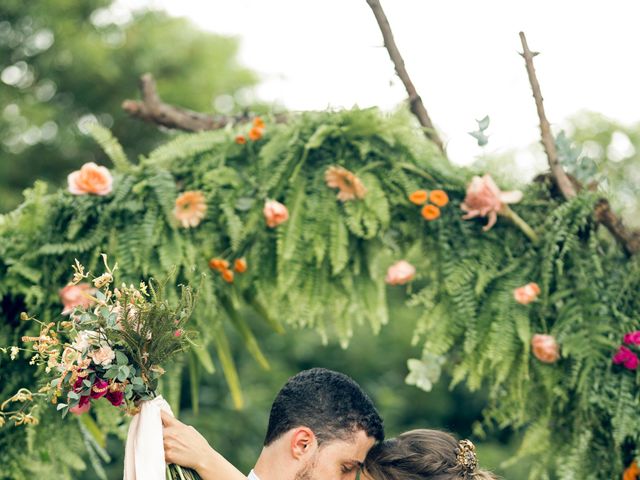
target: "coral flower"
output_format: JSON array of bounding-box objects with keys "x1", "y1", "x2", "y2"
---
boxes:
[
  {"x1": 248, "y1": 126, "x2": 263, "y2": 141},
  {"x1": 234, "y1": 258, "x2": 247, "y2": 273},
  {"x1": 209, "y1": 258, "x2": 229, "y2": 271},
  {"x1": 461, "y1": 174, "x2": 522, "y2": 231},
  {"x1": 531, "y1": 334, "x2": 560, "y2": 364},
  {"x1": 429, "y1": 190, "x2": 449, "y2": 207},
  {"x1": 67, "y1": 162, "x2": 113, "y2": 196},
  {"x1": 221, "y1": 269, "x2": 234, "y2": 283},
  {"x1": 252, "y1": 117, "x2": 265, "y2": 129},
  {"x1": 325, "y1": 166, "x2": 367, "y2": 202},
  {"x1": 60, "y1": 283, "x2": 95, "y2": 315},
  {"x1": 174, "y1": 191, "x2": 207, "y2": 228},
  {"x1": 421, "y1": 204, "x2": 441, "y2": 221},
  {"x1": 385, "y1": 260, "x2": 416, "y2": 286},
  {"x1": 514, "y1": 282, "x2": 540, "y2": 305},
  {"x1": 235, "y1": 135, "x2": 246, "y2": 145},
  {"x1": 409, "y1": 190, "x2": 428, "y2": 205},
  {"x1": 263, "y1": 199, "x2": 289, "y2": 228},
  {"x1": 624, "y1": 461, "x2": 640, "y2": 480}
]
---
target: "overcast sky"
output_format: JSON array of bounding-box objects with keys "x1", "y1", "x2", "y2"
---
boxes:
[{"x1": 123, "y1": 0, "x2": 640, "y2": 177}]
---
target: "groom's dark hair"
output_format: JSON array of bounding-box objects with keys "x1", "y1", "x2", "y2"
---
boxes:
[{"x1": 263, "y1": 367, "x2": 384, "y2": 446}]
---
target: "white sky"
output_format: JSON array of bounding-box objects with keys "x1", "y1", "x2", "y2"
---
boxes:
[{"x1": 124, "y1": 0, "x2": 640, "y2": 177}]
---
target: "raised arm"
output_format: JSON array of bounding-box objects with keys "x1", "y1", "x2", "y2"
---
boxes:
[{"x1": 161, "y1": 410, "x2": 248, "y2": 480}]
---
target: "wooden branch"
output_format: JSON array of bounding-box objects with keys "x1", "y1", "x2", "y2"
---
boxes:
[
  {"x1": 594, "y1": 199, "x2": 640, "y2": 255},
  {"x1": 366, "y1": 0, "x2": 445, "y2": 154},
  {"x1": 122, "y1": 73, "x2": 242, "y2": 131},
  {"x1": 519, "y1": 32, "x2": 577, "y2": 199}
]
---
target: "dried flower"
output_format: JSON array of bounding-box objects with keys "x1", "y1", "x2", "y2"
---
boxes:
[
  {"x1": 234, "y1": 258, "x2": 247, "y2": 273},
  {"x1": 461, "y1": 174, "x2": 523, "y2": 231},
  {"x1": 613, "y1": 345, "x2": 639, "y2": 370},
  {"x1": 93, "y1": 272, "x2": 113, "y2": 289},
  {"x1": 71, "y1": 259, "x2": 88, "y2": 284},
  {"x1": 325, "y1": 166, "x2": 367, "y2": 202},
  {"x1": 514, "y1": 282, "x2": 540, "y2": 305},
  {"x1": 10, "y1": 346, "x2": 19, "y2": 361},
  {"x1": 67, "y1": 162, "x2": 113, "y2": 196},
  {"x1": 385, "y1": 260, "x2": 416, "y2": 286},
  {"x1": 421, "y1": 204, "x2": 441, "y2": 221},
  {"x1": 409, "y1": 190, "x2": 428, "y2": 205},
  {"x1": 174, "y1": 191, "x2": 207, "y2": 228},
  {"x1": 60, "y1": 283, "x2": 95, "y2": 315},
  {"x1": 531, "y1": 334, "x2": 560, "y2": 364},
  {"x1": 263, "y1": 199, "x2": 289, "y2": 228},
  {"x1": 235, "y1": 135, "x2": 247, "y2": 145},
  {"x1": 429, "y1": 190, "x2": 449, "y2": 207}
]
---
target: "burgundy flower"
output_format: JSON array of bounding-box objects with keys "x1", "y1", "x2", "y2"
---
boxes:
[
  {"x1": 106, "y1": 390, "x2": 124, "y2": 407},
  {"x1": 90, "y1": 378, "x2": 109, "y2": 399}
]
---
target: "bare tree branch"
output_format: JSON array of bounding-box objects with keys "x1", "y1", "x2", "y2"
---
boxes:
[
  {"x1": 519, "y1": 32, "x2": 577, "y2": 199},
  {"x1": 366, "y1": 0, "x2": 445, "y2": 154},
  {"x1": 594, "y1": 199, "x2": 640, "y2": 255},
  {"x1": 122, "y1": 73, "x2": 243, "y2": 131}
]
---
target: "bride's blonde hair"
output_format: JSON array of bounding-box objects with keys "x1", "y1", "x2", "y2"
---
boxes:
[{"x1": 363, "y1": 429, "x2": 498, "y2": 480}]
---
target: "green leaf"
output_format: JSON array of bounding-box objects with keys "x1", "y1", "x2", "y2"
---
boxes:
[{"x1": 192, "y1": 344, "x2": 215, "y2": 374}]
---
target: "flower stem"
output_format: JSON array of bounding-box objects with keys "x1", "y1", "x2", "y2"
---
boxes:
[{"x1": 500, "y1": 205, "x2": 539, "y2": 244}]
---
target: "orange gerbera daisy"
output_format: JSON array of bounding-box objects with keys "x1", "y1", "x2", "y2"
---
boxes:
[
  {"x1": 429, "y1": 189, "x2": 449, "y2": 207},
  {"x1": 208, "y1": 258, "x2": 229, "y2": 271},
  {"x1": 409, "y1": 190, "x2": 428, "y2": 205},
  {"x1": 174, "y1": 191, "x2": 207, "y2": 228},
  {"x1": 235, "y1": 135, "x2": 246, "y2": 145},
  {"x1": 325, "y1": 166, "x2": 367, "y2": 202},
  {"x1": 248, "y1": 126, "x2": 263, "y2": 141},
  {"x1": 234, "y1": 258, "x2": 247, "y2": 273},
  {"x1": 252, "y1": 117, "x2": 265, "y2": 129},
  {"x1": 421, "y1": 204, "x2": 441, "y2": 221}
]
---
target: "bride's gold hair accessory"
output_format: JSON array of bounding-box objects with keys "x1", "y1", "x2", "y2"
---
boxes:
[{"x1": 456, "y1": 439, "x2": 478, "y2": 472}]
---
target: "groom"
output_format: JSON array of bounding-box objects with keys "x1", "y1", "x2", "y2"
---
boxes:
[{"x1": 161, "y1": 368, "x2": 384, "y2": 479}]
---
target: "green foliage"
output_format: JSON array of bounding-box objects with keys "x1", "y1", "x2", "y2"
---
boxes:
[{"x1": 1, "y1": 106, "x2": 638, "y2": 479}]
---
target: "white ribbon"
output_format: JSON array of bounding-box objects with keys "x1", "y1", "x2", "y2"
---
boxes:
[{"x1": 123, "y1": 395, "x2": 174, "y2": 480}]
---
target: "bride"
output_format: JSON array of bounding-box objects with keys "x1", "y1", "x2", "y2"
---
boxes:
[{"x1": 161, "y1": 411, "x2": 498, "y2": 480}]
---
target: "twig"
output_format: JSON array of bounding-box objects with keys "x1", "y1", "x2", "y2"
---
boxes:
[
  {"x1": 594, "y1": 199, "x2": 640, "y2": 255},
  {"x1": 366, "y1": 0, "x2": 445, "y2": 154},
  {"x1": 519, "y1": 32, "x2": 577, "y2": 199},
  {"x1": 122, "y1": 74, "x2": 246, "y2": 131}
]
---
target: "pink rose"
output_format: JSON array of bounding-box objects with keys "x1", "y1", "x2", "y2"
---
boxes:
[
  {"x1": 623, "y1": 331, "x2": 640, "y2": 346},
  {"x1": 461, "y1": 174, "x2": 523, "y2": 231},
  {"x1": 385, "y1": 260, "x2": 416, "y2": 286},
  {"x1": 67, "y1": 162, "x2": 113, "y2": 196},
  {"x1": 106, "y1": 390, "x2": 124, "y2": 407},
  {"x1": 90, "y1": 345, "x2": 115, "y2": 366},
  {"x1": 613, "y1": 345, "x2": 639, "y2": 370},
  {"x1": 263, "y1": 199, "x2": 289, "y2": 228},
  {"x1": 514, "y1": 282, "x2": 541, "y2": 305},
  {"x1": 60, "y1": 283, "x2": 95, "y2": 315},
  {"x1": 69, "y1": 401, "x2": 91, "y2": 415},
  {"x1": 531, "y1": 334, "x2": 560, "y2": 364},
  {"x1": 90, "y1": 378, "x2": 109, "y2": 399}
]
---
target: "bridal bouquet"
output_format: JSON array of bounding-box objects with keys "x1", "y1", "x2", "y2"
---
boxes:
[{"x1": 5, "y1": 255, "x2": 201, "y2": 480}]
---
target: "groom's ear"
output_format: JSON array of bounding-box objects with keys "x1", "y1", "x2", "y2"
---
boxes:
[{"x1": 289, "y1": 427, "x2": 317, "y2": 459}]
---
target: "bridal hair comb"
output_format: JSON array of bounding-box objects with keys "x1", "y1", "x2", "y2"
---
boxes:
[{"x1": 456, "y1": 439, "x2": 478, "y2": 472}]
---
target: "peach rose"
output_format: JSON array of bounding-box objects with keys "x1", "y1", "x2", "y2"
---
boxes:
[
  {"x1": 514, "y1": 282, "x2": 541, "y2": 305},
  {"x1": 461, "y1": 174, "x2": 522, "y2": 231},
  {"x1": 531, "y1": 334, "x2": 560, "y2": 364},
  {"x1": 67, "y1": 162, "x2": 113, "y2": 196},
  {"x1": 385, "y1": 260, "x2": 416, "y2": 286},
  {"x1": 69, "y1": 400, "x2": 91, "y2": 415},
  {"x1": 90, "y1": 345, "x2": 115, "y2": 366},
  {"x1": 60, "y1": 283, "x2": 95, "y2": 315},
  {"x1": 263, "y1": 199, "x2": 289, "y2": 228}
]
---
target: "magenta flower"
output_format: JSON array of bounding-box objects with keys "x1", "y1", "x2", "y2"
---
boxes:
[
  {"x1": 623, "y1": 331, "x2": 640, "y2": 346},
  {"x1": 613, "y1": 345, "x2": 639, "y2": 370}
]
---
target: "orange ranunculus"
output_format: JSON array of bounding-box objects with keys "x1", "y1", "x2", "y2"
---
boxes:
[
  {"x1": 514, "y1": 282, "x2": 541, "y2": 305},
  {"x1": 429, "y1": 189, "x2": 449, "y2": 207},
  {"x1": 252, "y1": 117, "x2": 265, "y2": 129},
  {"x1": 263, "y1": 199, "x2": 289, "y2": 228},
  {"x1": 234, "y1": 258, "x2": 247, "y2": 273},
  {"x1": 235, "y1": 135, "x2": 247, "y2": 145},
  {"x1": 248, "y1": 126, "x2": 264, "y2": 141},
  {"x1": 409, "y1": 190, "x2": 428, "y2": 205},
  {"x1": 67, "y1": 162, "x2": 113, "y2": 196},
  {"x1": 60, "y1": 283, "x2": 95, "y2": 315},
  {"x1": 221, "y1": 269, "x2": 234, "y2": 283},
  {"x1": 325, "y1": 166, "x2": 367, "y2": 202},
  {"x1": 208, "y1": 258, "x2": 229, "y2": 271},
  {"x1": 531, "y1": 334, "x2": 560, "y2": 364},
  {"x1": 623, "y1": 461, "x2": 640, "y2": 480},
  {"x1": 174, "y1": 191, "x2": 207, "y2": 228},
  {"x1": 421, "y1": 204, "x2": 441, "y2": 221},
  {"x1": 385, "y1": 260, "x2": 416, "y2": 286},
  {"x1": 461, "y1": 174, "x2": 522, "y2": 231}
]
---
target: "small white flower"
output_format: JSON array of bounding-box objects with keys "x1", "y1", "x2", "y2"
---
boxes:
[
  {"x1": 10, "y1": 346, "x2": 19, "y2": 360},
  {"x1": 72, "y1": 330, "x2": 99, "y2": 353}
]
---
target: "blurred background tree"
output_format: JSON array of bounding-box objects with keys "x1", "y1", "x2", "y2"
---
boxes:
[{"x1": 0, "y1": 0, "x2": 258, "y2": 211}]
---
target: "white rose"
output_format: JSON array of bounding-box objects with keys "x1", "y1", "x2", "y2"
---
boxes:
[{"x1": 90, "y1": 345, "x2": 115, "y2": 366}]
